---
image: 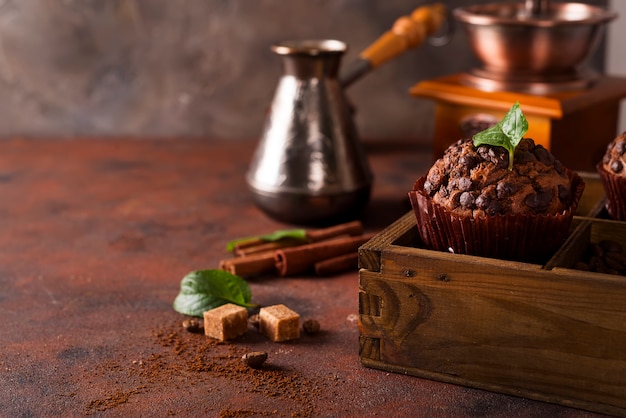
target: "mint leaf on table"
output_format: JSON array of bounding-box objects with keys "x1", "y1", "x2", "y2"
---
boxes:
[
  {"x1": 226, "y1": 228, "x2": 308, "y2": 252},
  {"x1": 473, "y1": 101, "x2": 528, "y2": 171},
  {"x1": 173, "y1": 269, "x2": 257, "y2": 317}
]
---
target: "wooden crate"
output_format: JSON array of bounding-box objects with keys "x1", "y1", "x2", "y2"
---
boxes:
[{"x1": 358, "y1": 174, "x2": 626, "y2": 417}]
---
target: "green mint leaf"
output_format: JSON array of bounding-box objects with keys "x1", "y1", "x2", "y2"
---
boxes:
[
  {"x1": 173, "y1": 269, "x2": 256, "y2": 317},
  {"x1": 472, "y1": 101, "x2": 528, "y2": 171},
  {"x1": 226, "y1": 228, "x2": 307, "y2": 252},
  {"x1": 499, "y1": 102, "x2": 528, "y2": 150},
  {"x1": 471, "y1": 124, "x2": 507, "y2": 147}
]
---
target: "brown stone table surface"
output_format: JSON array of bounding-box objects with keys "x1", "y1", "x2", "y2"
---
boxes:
[{"x1": 0, "y1": 138, "x2": 602, "y2": 417}]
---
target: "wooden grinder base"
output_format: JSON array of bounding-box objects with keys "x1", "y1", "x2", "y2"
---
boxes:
[{"x1": 411, "y1": 74, "x2": 626, "y2": 172}]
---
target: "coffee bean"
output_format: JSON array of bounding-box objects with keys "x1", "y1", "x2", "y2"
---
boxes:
[
  {"x1": 604, "y1": 252, "x2": 626, "y2": 271},
  {"x1": 248, "y1": 314, "x2": 260, "y2": 329},
  {"x1": 302, "y1": 319, "x2": 320, "y2": 335},
  {"x1": 574, "y1": 261, "x2": 590, "y2": 271},
  {"x1": 575, "y1": 240, "x2": 626, "y2": 276},
  {"x1": 589, "y1": 256, "x2": 608, "y2": 273},
  {"x1": 182, "y1": 318, "x2": 204, "y2": 333},
  {"x1": 591, "y1": 243, "x2": 604, "y2": 258},
  {"x1": 600, "y1": 240, "x2": 623, "y2": 254},
  {"x1": 242, "y1": 351, "x2": 268, "y2": 369}
]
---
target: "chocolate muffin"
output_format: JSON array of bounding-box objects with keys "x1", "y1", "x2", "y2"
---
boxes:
[
  {"x1": 597, "y1": 132, "x2": 626, "y2": 220},
  {"x1": 409, "y1": 137, "x2": 585, "y2": 263},
  {"x1": 425, "y1": 138, "x2": 573, "y2": 217}
]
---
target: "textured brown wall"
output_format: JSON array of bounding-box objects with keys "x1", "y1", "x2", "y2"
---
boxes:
[{"x1": 0, "y1": 0, "x2": 610, "y2": 142}]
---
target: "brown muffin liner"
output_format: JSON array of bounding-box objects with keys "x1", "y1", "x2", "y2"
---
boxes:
[
  {"x1": 408, "y1": 169, "x2": 585, "y2": 264},
  {"x1": 596, "y1": 163, "x2": 626, "y2": 221}
]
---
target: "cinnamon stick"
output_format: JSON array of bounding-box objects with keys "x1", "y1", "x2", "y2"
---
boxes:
[
  {"x1": 306, "y1": 220, "x2": 364, "y2": 242},
  {"x1": 314, "y1": 252, "x2": 359, "y2": 276},
  {"x1": 231, "y1": 220, "x2": 363, "y2": 255},
  {"x1": 219, "y1": 252, "x2": 277, "y2": 277},
  {"x1": 233, "y1": 238, "x2": 304, "y2": 257},
  {"x1": 274, "y1": 233, "x2": 374, "y2": 277}
]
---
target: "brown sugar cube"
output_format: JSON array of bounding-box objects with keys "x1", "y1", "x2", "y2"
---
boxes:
[
  {"x1": 203, "y1": 303, "x2": 248, "y2": 341},
  {"x1": 259, "y1": 304, "x2": 300, "y2": 342}
]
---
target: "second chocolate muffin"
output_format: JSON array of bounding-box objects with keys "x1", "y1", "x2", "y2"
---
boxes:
[{"x1": 597, "y1": 132, "x2": 626, "y2": 221}]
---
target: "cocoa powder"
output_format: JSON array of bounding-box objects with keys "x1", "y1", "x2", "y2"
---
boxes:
[{"x1": 84, "y1": 318, "x2": 326, "y2": 416}]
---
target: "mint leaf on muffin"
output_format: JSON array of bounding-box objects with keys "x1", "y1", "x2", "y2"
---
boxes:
[{"x1": 472, "y1": 102, "x2": 529, "y2": 171}]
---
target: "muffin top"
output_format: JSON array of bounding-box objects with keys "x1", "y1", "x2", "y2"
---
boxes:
[
  {"x1": 601, "y1": 132, "x2": 626, "y2": 176},
  {"x1": 422, "y1": 137, "x2": 572, "y2": 218}
]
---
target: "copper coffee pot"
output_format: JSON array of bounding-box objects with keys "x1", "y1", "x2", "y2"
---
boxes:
[{"x1": 247, "y1": 4, "x2": 448, "y2": 225}]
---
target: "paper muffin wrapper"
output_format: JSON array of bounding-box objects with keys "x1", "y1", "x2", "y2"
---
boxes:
[
  {"x1": 597, "y1": 163, "x2": 626, "y2": 221},
  {"x1": 408, "y1": 169, "x2": 585, "y2": 264}
]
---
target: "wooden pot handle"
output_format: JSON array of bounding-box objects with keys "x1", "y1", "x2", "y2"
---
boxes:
[
  {"x1": 362, "y1": 3, "x2": 447, "y2": 68},
  {"x1": 340, "y1": 3, "x2": 448, "y2": 88}
]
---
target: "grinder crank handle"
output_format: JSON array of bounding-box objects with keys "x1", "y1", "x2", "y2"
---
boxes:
[{"x1": 339, "y1": 3, "x2": 449, "y2": 89}]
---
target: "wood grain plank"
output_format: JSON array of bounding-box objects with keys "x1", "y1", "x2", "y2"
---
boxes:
[{"x1": 359, "y1": 213, "x2": 626, "y2": 416}]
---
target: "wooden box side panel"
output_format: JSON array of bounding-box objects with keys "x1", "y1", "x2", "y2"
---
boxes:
[
  {"x1": 359, "y1": 259, "x2": 626, "y2": 415},
  {"x1": 359, "y1": 212, "x2": 418, "y2": 272}
]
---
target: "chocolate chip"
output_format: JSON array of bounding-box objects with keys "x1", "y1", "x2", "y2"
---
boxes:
[
  {"x1": 426, "y1": 169, "x2": 444, "y2": 191},
  {"x1": 423, "y1": 180, "x2": 434, "y2": 195},
  {"x1": 615, "y1": 141, "x2": 626, "y2": 155},
  {"x1": 534, "y1": 145, "x2": 554, "y2": 165},
  {"x1": 449, "y1": 190, "x2": 463, "y2": 208},
  {"x1": 459, "y1": 191, "x2": 475, "y2": 208},
  {"x1": 485, "y1": 147, "x2": 509, "y2": 169},
  {"x1": 474, "y1": 194, "x2": 499, "y2": 215},
  {"x1": 607, "y1": 141, "x2": 616, "y2": 153},
  {"x1": 475, "y1": 193, "x2": 488, "y2": 208},
  {"x1": 459, "y1": 154, "x2": 478, "y2": 170},
  {"x1": 557, "y1": 184, "x2": 570, "y2": 201},
  {"x1": 553, "y1": 160, "x2": 564, "y2": 175},
  {"x1": 456, "y1": 177, "x2": 472, "y2": 191},
  {"x1": 486, "y1": 201, "x2": 501, "y2": 215},
  {"x1": 515, "y1": 149, "x2": 536, "y2": 164},
  {"x1": 525, "y1": 189, "x2": 553, "y2": 212},
  {"x1": 496, "y1": 181, "x2": 517, "y2": 198},
  {"x1": 610, "y1": 160, "x2": 623, "y2": 174},
  {"x1": 476, "y1": 145, "x2": 489, "y2": 158}
]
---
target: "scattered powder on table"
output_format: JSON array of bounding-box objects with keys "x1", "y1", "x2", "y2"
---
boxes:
[{"x1": 84, "y1": 319, "x2": 328, "y2": 417}]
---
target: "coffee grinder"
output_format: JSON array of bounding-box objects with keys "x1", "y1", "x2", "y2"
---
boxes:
[{"x1": 411, "y1": 0, "x2": 626, "y2": 171}]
